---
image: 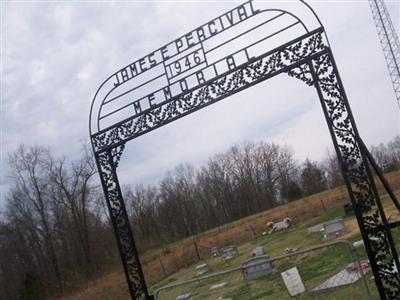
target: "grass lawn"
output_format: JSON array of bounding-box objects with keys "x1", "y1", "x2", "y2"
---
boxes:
[{"x1": 152, "y1": 191, "x2": 400, "y2": 300}]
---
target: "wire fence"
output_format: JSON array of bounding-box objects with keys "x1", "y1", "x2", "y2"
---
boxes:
[
  {"x1": 154, "y1": 240, "x2": 371, "y2": 300},
  {"x1": 142, "y1": 173, "x2": 400, "y2": 287}
]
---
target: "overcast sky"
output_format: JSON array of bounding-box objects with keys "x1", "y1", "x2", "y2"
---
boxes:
[{"x1": 2, "y1": 0, "x2": 400, "y2": 211}]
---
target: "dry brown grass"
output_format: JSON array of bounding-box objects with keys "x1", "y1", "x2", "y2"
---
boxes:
[{"x1": 57, "y1": 171, "x2": 400, "y2": 300}]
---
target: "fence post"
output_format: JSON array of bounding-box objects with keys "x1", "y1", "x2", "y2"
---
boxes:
[
  {"x1": 159, "y1": 257, "x2": 167, "y2": 277},
  {"x1": 321, "y1": 199, "x2": 327, "y2": 212},
  {"x1": 347, "y1": 243, "x2": 372, "y2": 300},
  {"x1": 249, "y1": 224, "x2": 258, "y2": 239},
  {"x1": 194, "y1": 242, "x2": 201, "y2": 261}
]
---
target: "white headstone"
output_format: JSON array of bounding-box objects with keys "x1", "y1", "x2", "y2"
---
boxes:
[
  {"x1": 353, "y1": 240, "x2": 364, "y2": 249},
  {"x1": 195, "y1": 263, "x2": 207, "y2": 270},
  {"x1": 209, "y1": 282, "x2": 227, "y2": 290},
  {"x1": 281, "y1": 267, "x2": 306, "y2": 296},
  {"x1": 176, "y1": 293, "x2": 192, "y2": 300},
  {"x1": 252, "y1": 246, "x2": 264, "y2": 257}
]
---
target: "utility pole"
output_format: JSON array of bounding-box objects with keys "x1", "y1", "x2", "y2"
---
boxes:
[{"x1": 369, "y1": 0, "x2": 400, "y2": 109}]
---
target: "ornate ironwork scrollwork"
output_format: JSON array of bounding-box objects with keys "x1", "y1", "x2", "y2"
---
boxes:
[
  {"x1": 96, "y1": 150, "x2": 148, "y2": 297},
  {"x1": 310, "y1": 52, "x2": 400, "y2": 298},
  {"x1": 284, "y1": 49, "x2": 400, "y2": 298},
  {"x1": 92, "y1": 30, "x2": 326, "y2": 153}
]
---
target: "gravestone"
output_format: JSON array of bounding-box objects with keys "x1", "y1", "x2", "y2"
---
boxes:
[
  {"x1": 353, "y1": 240, "x2": 364, "y2": 249},
  {"x1": 195, "y1": 263, "x2": 207, "y2": 270},
  {"x1": 195, "y1": 262, "x2": 208, "y2": 276},
  {"x1": 323, "y1": 219, "x2": 347, "y2": 240},
  {"x1": 281, "y1": 267, "x2": 306, "y2": 296},
  {"x1": 209, "y1": 282, "x2": 227, "y2": 290},
  {"x1": 311, "y1": 262, "x2": 369, "y2": 293},
  {"x1": 176, "y1": 293, "x2": 191, "y2": 300},
  {"x1": 241, "y1": 255, "x2": 276, "y2": 280},
  {"x1": 252, "y1": 246, "x2": 264, "y2": 257},
  {"x1": 344, "y1": 203, "x2": 354, "y2": 217},
  {"x1": 221, "y1": 246, "x2": 239, "y2": 260},
  {"x1": 307, "y1": 223, "x2": 324, "y2": 235},
  {"x1": 211, "y1": 246, "x2": 219, "y2": 257}
]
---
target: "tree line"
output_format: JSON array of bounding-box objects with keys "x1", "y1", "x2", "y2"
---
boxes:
[{"x1": 1, "y1": 136, "x2": 399, "y2": 299}]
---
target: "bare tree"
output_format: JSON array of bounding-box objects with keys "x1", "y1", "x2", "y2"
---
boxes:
[
  {"x1": 46, "y1": 144, "x2": 97, "y2": 277},
  {"x1": 323, "y1": 149, "x2": 344, "y2": 189},
  {"x1": 7, "y1": 145, "x2": 63, "y2": 291}
]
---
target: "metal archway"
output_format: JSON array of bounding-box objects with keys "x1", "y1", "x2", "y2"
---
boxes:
[{"x1": 89, "y1": 1, "x2": 400, "y2": 299}]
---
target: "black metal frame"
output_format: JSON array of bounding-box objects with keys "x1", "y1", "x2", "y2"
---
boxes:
[{"x1": 90, "y1": 1, "x2": 400, "y2": 299}]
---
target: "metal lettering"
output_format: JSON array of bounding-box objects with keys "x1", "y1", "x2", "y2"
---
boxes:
[
  {"x1": 225, "y1": 11, "x2": 234, "y2": 26},
  {"x1": 130, "y1": 64, "x2": 138, "y2": 77},
  {"x1": 237, "y1": 6, "x2": 248, "y2": 21},
  {"x1": 139, "y1": 58, "x2": 147, "y2": 72},
  {"x1": 121, "y1": 69, "x2": 129, "y2": 81},
  {"x1": 180, "y1": 79, "x2": 188, "y2": 91},
  {"x1": 176, "y1": 39, "x2": 184, "y2": 53},
  {"x1": 113, "y1": 74, "x2": 121, "y2": 87},
  {"x1": 133, "y1": 100, "x2": 142, "y2": 114},
  {"x1": 196, "y1": 71, "x2": 205, "y2": 85},
  {"x1": 197, "y1": 27, "x2": 206, "y2": 42},
  {"x1": 148, "y1": 93, "x2": 156, "y2": 107},
  {"x1": 161, "y1": 46, "x2": 170, "y2": 60},
  {"x1": 208, "y1": 20, "x2": 218, "y2": 36},
  {"x1": 227, "y1": 56, "x2": 236, "y2": 70},
  {"x1": 149, "y1": 52, "x2": 157, "y2": 67},
  {"x1": 163, "y1": 86, "x2": 172, "y2": 100},
  {"x1": 186, "y1": 32, "x2": 196, "y2": 47}
]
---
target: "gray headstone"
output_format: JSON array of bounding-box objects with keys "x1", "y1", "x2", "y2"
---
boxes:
[
  {"x1": 307, "y1": 223, "x2": 324, "y2": 234},
  {"x1": 211, "y1": 246, "x2": 219, "y2": 257},
  {"x1": 221, "y1": 246, "x2": 239, "y2": 260},
  {"x1": 242, "y1": 255, "x2": 276, "y2": 280},
  {"x1": 323, "y1": 219, "x2": 347, "y2": 239},
  {"x1": 344, "y1": 203, "x2": 354, "y2": 217}
]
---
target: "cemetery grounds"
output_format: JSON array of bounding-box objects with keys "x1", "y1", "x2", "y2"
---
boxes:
[{"x1": 151, "y1": 191, "x2": 400, "y2": 300}]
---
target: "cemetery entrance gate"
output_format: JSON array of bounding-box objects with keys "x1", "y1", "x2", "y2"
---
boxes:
[{"x1": 89, "y1": 1, "x2": 400, "y2": 299}]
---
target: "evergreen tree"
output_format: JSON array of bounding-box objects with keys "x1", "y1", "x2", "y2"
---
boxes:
[{"x1": 300, "y1": 159, "x2": 327, "y2": 196}]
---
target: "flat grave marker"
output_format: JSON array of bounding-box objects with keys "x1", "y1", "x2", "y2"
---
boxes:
[
  {"x1": 194, "y1": 262, "x2": 208, "y2": 276},
  {"x1": 209, "y1": 282, "x2": 227, "y2": 290},
  {"x1": 175, "y1": 293, "x2": 191, "y2": 300}
]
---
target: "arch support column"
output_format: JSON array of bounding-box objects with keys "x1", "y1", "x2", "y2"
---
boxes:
[
  {"x1": 95, "y1": 146, "x2": 151, "y2": 299},
  {"x1": 306, "y1": 50, "x2": 400, "y2": 298}
]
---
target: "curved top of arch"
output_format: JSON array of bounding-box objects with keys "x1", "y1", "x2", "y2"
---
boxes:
[{"x1": 89, "y1": 0, "x2": 327, "y2": 152}]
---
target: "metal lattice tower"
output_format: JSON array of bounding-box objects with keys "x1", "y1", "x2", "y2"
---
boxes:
[{"x1": 369, "y1": 0, "x2": 400, "y2": 109}]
